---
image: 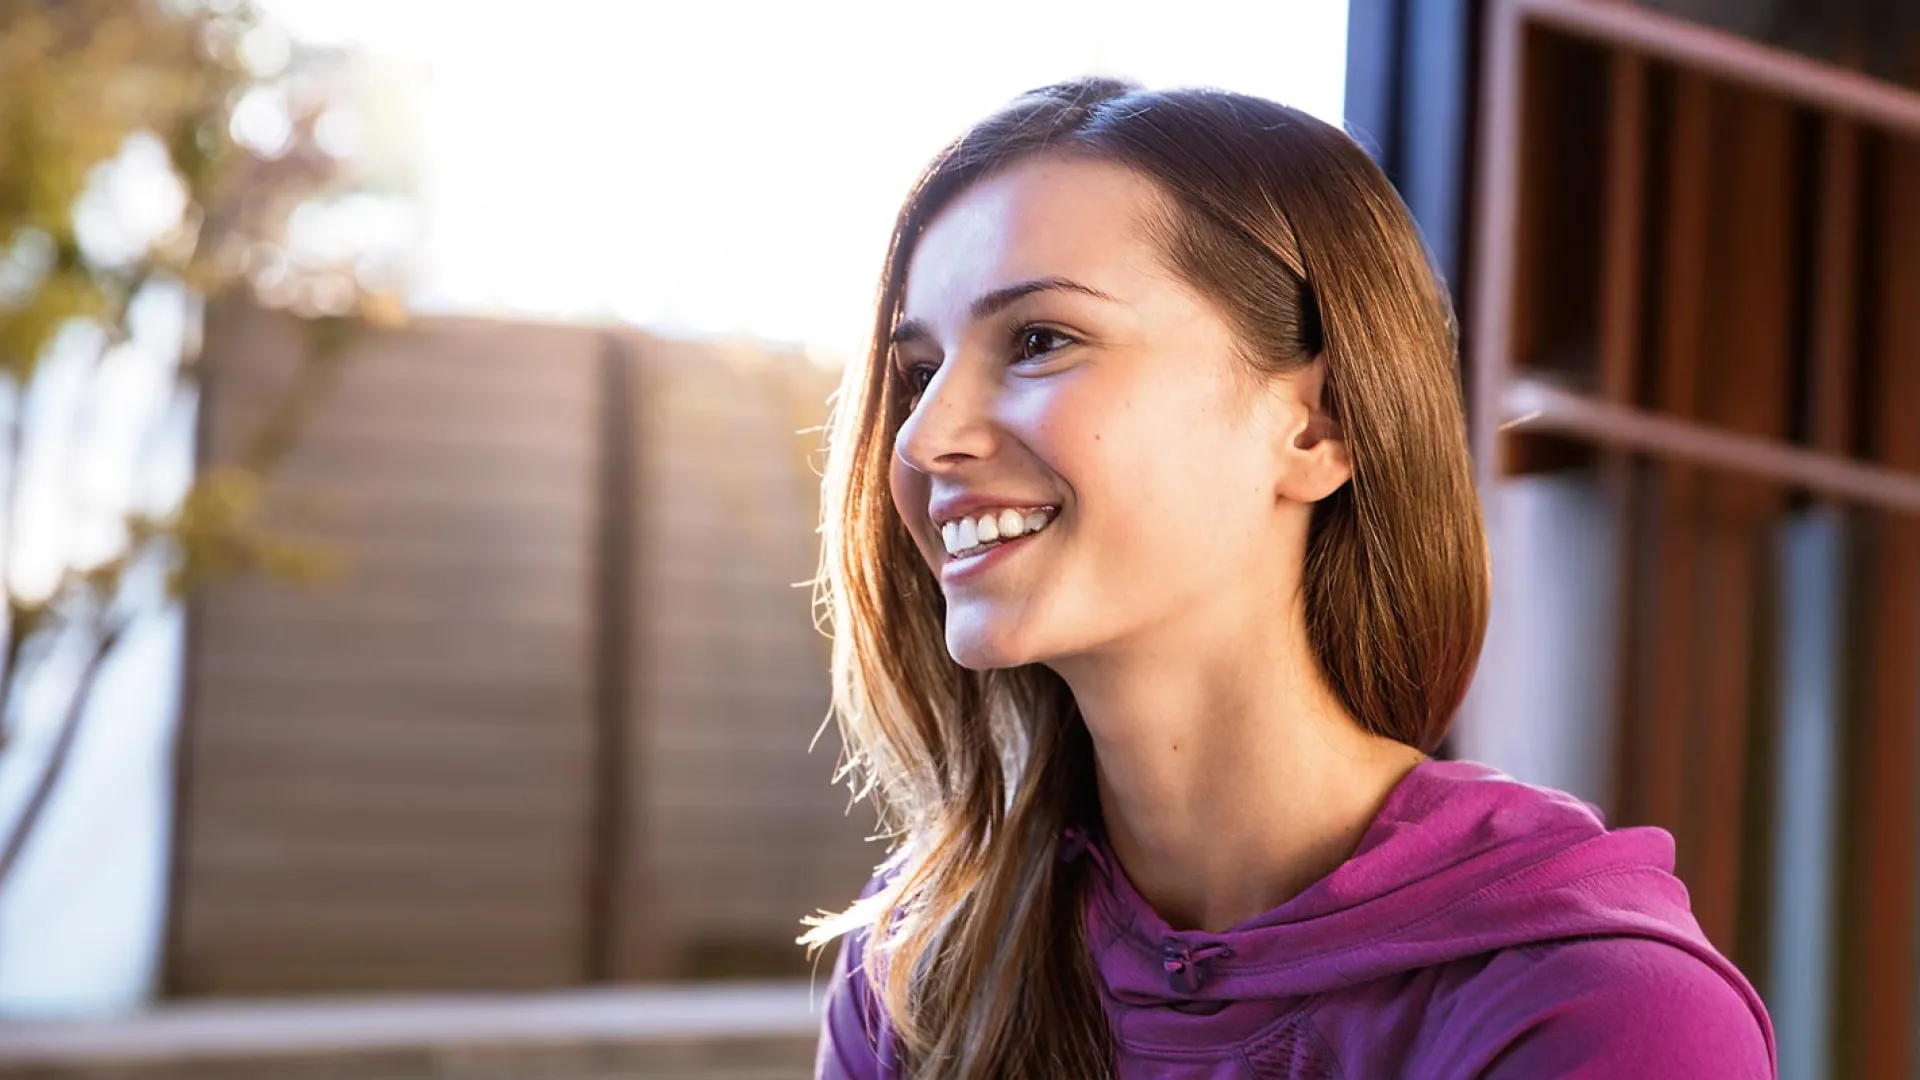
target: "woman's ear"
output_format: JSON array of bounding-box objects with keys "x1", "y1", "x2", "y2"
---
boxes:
[{"x1": 1274, "y1": 359, "x2": 1352, "y2": 504}]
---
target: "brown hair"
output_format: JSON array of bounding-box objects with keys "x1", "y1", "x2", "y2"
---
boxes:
[{"x1": 803, "y1": 77, "x2": 1489, "y2": 1077}]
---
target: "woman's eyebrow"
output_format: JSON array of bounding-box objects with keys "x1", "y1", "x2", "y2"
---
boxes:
[{"x1": 891, "y1": 276, "x2": 1117, "y2": 349}]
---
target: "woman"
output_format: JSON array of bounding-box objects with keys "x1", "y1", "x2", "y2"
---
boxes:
[{"x1": 805, "y1": 77, "x2": 1774, "y2": 1079}]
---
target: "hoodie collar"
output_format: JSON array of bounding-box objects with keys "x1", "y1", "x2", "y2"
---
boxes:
[{"x1": 1064, "y1": 760, "x2": 1770, "y2": 1050}]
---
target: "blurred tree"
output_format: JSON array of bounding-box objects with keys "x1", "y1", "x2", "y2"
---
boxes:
[{"x1": 0, "y1": 0, "x2": 401, "y2": 898}]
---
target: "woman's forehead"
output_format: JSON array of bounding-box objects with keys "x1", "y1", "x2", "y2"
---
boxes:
[{"x1": 900, "y1": 157, "x2": 1167, "y2": 332}]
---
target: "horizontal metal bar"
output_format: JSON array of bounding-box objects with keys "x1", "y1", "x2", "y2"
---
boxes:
[
  {"x1": 1512, "y1": 0, "x2": 1920, "y2": 138},
  {"x1": 1502, "y1": 378, "x2": 1920, "y2": 516}
]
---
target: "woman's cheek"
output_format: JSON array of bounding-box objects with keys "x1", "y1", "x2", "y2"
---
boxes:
[{"x1": 1000, "y1": 371, "x2": 1100, "y2": 464}]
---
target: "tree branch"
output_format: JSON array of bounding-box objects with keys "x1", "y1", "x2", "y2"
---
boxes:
[
  {"x1": 0, "y1": 614, "x2": 127, "y2": 893},
  {"x1": 0, "y1": 402, "x2": 26, "y2": 750}
]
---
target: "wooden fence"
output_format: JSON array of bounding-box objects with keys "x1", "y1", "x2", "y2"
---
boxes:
[{"x1": 164, "y1": 303, "x2": 876, "y2": 996}]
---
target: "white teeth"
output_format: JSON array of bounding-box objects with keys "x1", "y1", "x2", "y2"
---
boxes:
[{"x1": 937, "y1": 507, "x2": 1056, "y2": 559}]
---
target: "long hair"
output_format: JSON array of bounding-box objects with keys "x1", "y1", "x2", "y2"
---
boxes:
[{"x1": 803, "y1": 77, "x2": 1489, "y2": 1077}]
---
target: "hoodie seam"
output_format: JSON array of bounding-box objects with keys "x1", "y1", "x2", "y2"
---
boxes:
[
  {"x1": 1104, "y1": 998, "x2": 1317, "y2": 1061},
  {"x1": 1234, "y1": 1006, "x2": 1348, "y2": 1080},
  {"x1": 1304, "y1": 1007, "x2": 1348, "y2": 1080}
]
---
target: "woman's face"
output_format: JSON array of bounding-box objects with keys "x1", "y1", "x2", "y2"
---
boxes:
[{"x1": 888, "y1": 155, "x2": 1345, "y2": 671}]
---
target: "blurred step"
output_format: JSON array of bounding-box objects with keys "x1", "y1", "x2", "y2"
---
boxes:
[{"x1": 0, "y1": 982, "x2": 820, "y2": 1079}]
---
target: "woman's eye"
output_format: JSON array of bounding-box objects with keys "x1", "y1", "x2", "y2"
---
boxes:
[
  {"x1": 1015, "y1": 326, "x2": 1075, "y2": 362},
  {"x1": 900, "y1": 363, "x2": 936, "y2": 397}
]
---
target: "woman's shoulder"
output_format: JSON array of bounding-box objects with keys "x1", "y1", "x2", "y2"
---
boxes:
[
  {"x1": 813, "y1": 868, "x2": 903, "y2": 1080},
  {"x1": 1421, "y1": 934, "x2": 1774, "y2": 1078}
]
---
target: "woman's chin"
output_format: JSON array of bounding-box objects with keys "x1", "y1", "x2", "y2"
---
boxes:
[{"x1": 944, "y1": 620, "x2": 1046, "y2": 671}]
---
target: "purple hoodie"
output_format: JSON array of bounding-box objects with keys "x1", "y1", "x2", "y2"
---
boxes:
[{"x1": 815, "y1": 759, "x2": 1776, "y2": 1078}]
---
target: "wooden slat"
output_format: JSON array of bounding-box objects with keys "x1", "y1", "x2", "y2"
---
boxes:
[
  {"x1": 190, "y1": 641, "x2": 589, "y2": 686},
  {"x1": 1509, "y1": 29, "x2": 1595, "y2": 380},
  {"x1": 176, "y1": 904, "x2": 584, "y2": 939},
  {"x1": 262, "y1": 463, "x2": 599, "y2": 508},
  {"x1": 181, "y1": 899, "x2": 587, "y2": 940},
  {"x1": 193, "y1": 671, "x2": 584, "y2": 710},
  {"x1": 1501, "y1": 379, "x2": 1920, "y2": 512},
  {"x1": 168, "y1": 944, "x2": 584, "y2": 997},
  {"x1": 182, "y1": 833, "x2": 588, "y2": 876},
  {"x1": 180, "y1": 869, "x2": 584, "y2": 908},
  {"x1": 1468, "y1": 0, "x2": 1529, "y2": 492},
  {"x1": 203, "y1": 589, "x2": 587, "y2": 634},
  {"x1": 182, "y1": 765, "x2": 594, "y2": 812},
  {"x1": 268, "y1": 441, "x2": 594, "y2": 492},
  {"x1": 1625, "y1": 68, "x2": 1713, "y2": 851},
  {"x1": 1513, "y1": 0, "x2": 1920, "y2": 137},
  {"x1": 1595, "y1": 50, "x2": 1649, "y2": 826},
  {"x1": 1839, "y1": 127, "x2": 1920, "y2": 1080},
  {"x1": 586, "y1": 335, "x2": 636, "y2": 982},
  {"x1": 1689, "y1": 84, "x2": 1796, "y2": 954},
  {"x1": 1597, "y1": 52, "x2": 1649, "y2": 407},
  {"x1": 211, "y1": 557, "x2": 594, "y2": 623},
  {"x1": 188, "y1": 713, "x2": 590, "y2": 761},
  {"x1": 214, "y1": 316, "x2": 603, "y2": 403},
  {"x1": 1810, "y1": 120, "x2": 1862, "y2": 457},
  {"x1": 194, "y1": 610, "x2": 589, "y2": 655}
]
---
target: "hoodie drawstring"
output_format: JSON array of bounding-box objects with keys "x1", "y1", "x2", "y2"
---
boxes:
[{"x1": 1163, "y1": 939, "x2": 1236, "y2": 993}]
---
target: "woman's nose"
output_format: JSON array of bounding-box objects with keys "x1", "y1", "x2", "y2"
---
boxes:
[{"x1": 894, "y1": 362, "x2": 996, "y2": 474}]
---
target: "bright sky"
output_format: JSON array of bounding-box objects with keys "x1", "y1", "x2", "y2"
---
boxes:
[{"x1": 263, "y1": 0, "x2": 1350, "y2": 360}]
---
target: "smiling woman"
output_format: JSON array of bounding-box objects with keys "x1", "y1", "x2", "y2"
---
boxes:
[{"x1": 803, "y1": 78, "x2": 1775, "y2": 1079}]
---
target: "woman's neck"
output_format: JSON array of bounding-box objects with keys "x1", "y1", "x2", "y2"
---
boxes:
[{"x1": 1054, "y1": 620, "x2": 1425, "y2": 934}]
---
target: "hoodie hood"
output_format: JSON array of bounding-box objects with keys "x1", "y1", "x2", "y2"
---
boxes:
[{"x1": 1070, "y1": 759, "x2": 1773, "y2": 1058}]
